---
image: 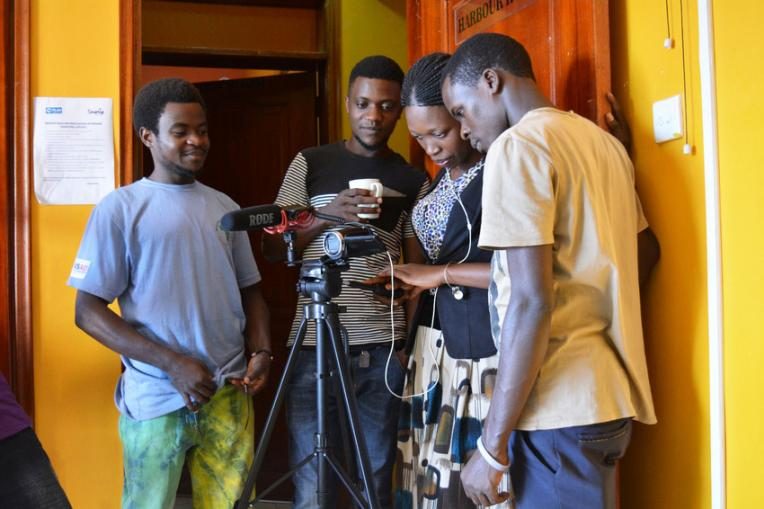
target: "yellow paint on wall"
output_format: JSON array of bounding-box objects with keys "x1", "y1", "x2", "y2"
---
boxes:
[
  {"x1": 714, "y1": 2, "x2": 764, "y2": 507},
  {"x1": 339, "y1": 0, "x2": 410, "y2": 160},
  {"x1": 609, "y1": 1, "x2": 710, "y2": 507},
  {"x1": 32, "y1": 0, "x2": 123, "y2": 507}
]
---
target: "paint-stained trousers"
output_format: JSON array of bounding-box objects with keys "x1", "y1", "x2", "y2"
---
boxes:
[{"x1": 118, "y1": 384, "x2": 253, "y2": 509}]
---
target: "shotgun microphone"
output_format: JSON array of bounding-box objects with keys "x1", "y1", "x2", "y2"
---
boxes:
[
  {"x1": 220, "y1": 204, "x2": 313, "y2": 232},
  {"x1": 220, "y1": 205, "x2": 282, "y2": 231}
]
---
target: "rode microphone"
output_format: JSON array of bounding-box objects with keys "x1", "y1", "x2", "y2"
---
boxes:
[
  {"x1": 220, "y1": 204, "x2": 314, "y2": 232},
  {"x1": 220, "y1": 205, "x2": 282, "y2": 231}
]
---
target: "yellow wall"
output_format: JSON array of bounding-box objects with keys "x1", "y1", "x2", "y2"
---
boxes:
[
  {"x1": 715, "y1": 2, "x2": 764, "y2": 507},
  {"x1": 610, "y1": 1, "x2": 711, "y2": 507},
  {"x1": 339, "y1": 0, "x2": 410, "y2": 159},
  {"x1": 32, "y1": 0, "x2": 123, "y2": 507}
]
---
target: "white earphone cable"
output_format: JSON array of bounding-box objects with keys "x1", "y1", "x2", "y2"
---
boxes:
[{"x1": 382, "y1": 162, "x2": 479, "y2": 400}]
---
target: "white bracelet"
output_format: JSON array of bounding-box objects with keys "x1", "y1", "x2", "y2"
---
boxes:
[{"x1": 477, "y1": 436, "x2": 510, "y2": 472}]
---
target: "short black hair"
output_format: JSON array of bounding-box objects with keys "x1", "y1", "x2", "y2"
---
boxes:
[
  {"x1": 132, "y1": 78, "x2": 207, "y2": 135},
  {"x1": 442, "y1": 33, "x2": 535, "y2": 88},
  {"x1": 401, "y1": 52, "x2": 451, "y2": 107},
  {"x1": 348, "y1": 55, "x2": 404, "y2": 90}
]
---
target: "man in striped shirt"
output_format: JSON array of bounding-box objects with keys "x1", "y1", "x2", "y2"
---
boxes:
[{"x1": 263, "y1": 55, "x2": 428, "y2": 509}]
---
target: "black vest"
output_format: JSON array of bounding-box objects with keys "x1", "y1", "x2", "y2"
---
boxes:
[{"x1": 411, "y1": 168, "x2": 496, "y2": 359}]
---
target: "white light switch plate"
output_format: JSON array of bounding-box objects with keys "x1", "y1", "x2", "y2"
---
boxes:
[{"x1": 652, "y1": 95, "x2": 684, "y2": 143}]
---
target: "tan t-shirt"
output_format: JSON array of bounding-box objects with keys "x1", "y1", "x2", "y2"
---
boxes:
[{"x1": 479, "y1": 107, "x2": 656, "y2": 429}]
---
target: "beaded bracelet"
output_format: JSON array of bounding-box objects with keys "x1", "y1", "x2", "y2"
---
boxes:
[{"x1": 251, "y1": 349, "x2": 274, "y2": 361}]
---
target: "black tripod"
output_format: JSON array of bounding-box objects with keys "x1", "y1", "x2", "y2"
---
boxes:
[{"x1": 235, "y1": 252, "x2": 381, "y2": 509}]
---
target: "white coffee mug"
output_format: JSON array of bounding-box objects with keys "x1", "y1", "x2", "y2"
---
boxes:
[{"x1": 348, "y1": 178, "x2": 383, "y2": 219}]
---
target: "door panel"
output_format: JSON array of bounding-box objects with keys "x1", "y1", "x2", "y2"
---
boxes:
[
  {"x1": 0, "y1": 0, "x2": 13, "y2": 386},
  {"x1": 196, "y1": 71, "x2": 318, "y2": 500},
  {"x1": 408, "y1": 0, "x2": 610, "y2": 174}
]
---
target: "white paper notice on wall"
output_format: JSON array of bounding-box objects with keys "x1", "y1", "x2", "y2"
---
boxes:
[{"x1": 33, "y1": 97, "x2": 115, "y2": 205}]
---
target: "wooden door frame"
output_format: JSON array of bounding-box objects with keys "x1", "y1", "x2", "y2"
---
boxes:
[
  {"x1": 119, "y1": 0, "x2": 340, "y2": 184},
  {"x1": 120, "y1": 0, "x2": 141, "y2": 185},
  {"x1": 3, "y1": 0, "x2": 34, "y2": 417}
]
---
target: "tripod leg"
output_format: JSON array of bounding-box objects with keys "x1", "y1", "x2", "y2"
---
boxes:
[
  {"x1": 325, "y1": 315, "x2": 382, "y2": 509},
  {"x1": 323, "y1": 451, "x2": 372, "y2": 508},
  {"x1": 235, "y1": 319, "x2": 309, "y2": 509},
  {"x1": 314, "y1": 318, "x2": 336, "y2": 509},
  {"x1": 331, "y1": 344, "x2": 359, "y2": 501}
]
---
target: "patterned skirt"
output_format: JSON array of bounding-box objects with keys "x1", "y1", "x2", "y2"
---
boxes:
[{"x1": 394, "y1": 326, "x2": 514, "y2": 509}]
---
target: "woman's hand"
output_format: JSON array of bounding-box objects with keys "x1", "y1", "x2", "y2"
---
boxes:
[
  {"x1": 382, "y1": 263, "x2": 445, "y2": 290},
  {"x1": 370, "y1": 263, "x2": 446, "y2": 301}
]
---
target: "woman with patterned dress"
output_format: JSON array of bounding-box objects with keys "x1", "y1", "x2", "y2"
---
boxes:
[{"x1": 375, "y1": 53, "x2": 513, "y2": 509}]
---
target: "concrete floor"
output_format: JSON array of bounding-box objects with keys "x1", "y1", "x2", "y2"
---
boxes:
[{"x1": 174, "y1": 496, "x2": 290, "y2": 509}]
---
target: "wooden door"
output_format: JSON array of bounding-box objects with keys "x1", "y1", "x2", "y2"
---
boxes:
[
  {"x1": 195, "y1": 71, "x2": 318, "y2": 500},
  {"x1": 0, "y1": 0, "x2": 12, "y2": 383},
  {"x1": 407, "y1": 0, "x2": 610, "y2": 173}
]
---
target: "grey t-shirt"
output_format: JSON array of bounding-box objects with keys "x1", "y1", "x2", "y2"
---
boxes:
[{"x1": 68, "y1": 178, "x2": 261, "y2": 420}]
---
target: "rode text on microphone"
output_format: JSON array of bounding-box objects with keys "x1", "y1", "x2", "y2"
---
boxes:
[{"x1": 219, "y1": 204, "x2": 314, "y2": 233}]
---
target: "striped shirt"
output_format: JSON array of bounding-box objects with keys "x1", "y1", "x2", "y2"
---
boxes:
[{"x1": 275, "y1": 142, "x2": 429, "y2": 346}]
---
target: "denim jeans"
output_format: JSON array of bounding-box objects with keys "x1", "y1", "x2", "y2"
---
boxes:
[
  {"x1": 0, "y1": 428, "x2": 71, "y2": 508},
  {"x1": 509, "y1": 418, "x2": 633, "y2": 509},
  {"x1": 287, "y1": 345, "x2": 405, "y2": 509}
]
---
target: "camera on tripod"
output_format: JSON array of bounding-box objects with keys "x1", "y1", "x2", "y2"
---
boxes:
[
  {"x1": 232, "y1": 211, "x2": 390, "y2": 509},
  {"x1": 322, "y1": 226, "x2": 386, "y2": 263},
  {"x1": 297, "y1": 227, "x2": 387, "y2": 302}
]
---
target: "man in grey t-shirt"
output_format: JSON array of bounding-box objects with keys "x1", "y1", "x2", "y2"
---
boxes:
[{"x1": 69, "y1": 79, "x2": 272, "y2": 509}]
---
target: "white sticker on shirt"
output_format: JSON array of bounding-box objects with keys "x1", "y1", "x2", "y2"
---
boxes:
[{"x1": 70, "y1": 258, "x2": 91, "y2": 280}]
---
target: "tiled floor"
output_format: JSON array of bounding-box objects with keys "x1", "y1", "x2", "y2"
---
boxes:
[{"x1": 174, "y1": 496, "x2": 291, "y2": 508}]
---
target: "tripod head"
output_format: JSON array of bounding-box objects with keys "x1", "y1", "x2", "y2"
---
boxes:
[
  {"x1": 295, "y1": 225, "x2": 386, "y2": 302},
  {"x1": 297, "y1": 258, "x2": 348, "y2": 302}
]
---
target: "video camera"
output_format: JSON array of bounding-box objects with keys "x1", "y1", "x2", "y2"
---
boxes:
[
  {"x1": 322, "y1": 227, "x2": 385, "y2": 263},
  {"x1": 220, "y1": 203, "x2": 387, "y2": 266}
]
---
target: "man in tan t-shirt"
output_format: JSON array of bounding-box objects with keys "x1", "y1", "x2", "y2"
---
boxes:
[{"x1": 441, "y1": 33, "x2": 660, "y2": 508}]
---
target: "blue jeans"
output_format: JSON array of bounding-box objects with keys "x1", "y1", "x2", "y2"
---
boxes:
[
  {"x1": 509, "y1": 418, "x2": 633, "y2": 509},
  {"x1": 287, "y1": 346, "x2": 405, "y2": 509}
]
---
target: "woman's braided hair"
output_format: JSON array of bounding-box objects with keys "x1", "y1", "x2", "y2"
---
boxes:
[{"x1": 401, "y1": 52, "x2": 451, "y2": 108}]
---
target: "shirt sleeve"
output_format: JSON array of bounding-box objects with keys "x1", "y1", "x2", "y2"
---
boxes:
[
  {"x1": 621, "y1": 146, "x2": 649, "y2": 233},
  {"x1": 635, "y1": 192, "x2": 649, "y2": 232},
  {"x1": 67, "y1": 202, "x2": 129, "y2": 302},
  {"x1": 232, "y1": 230, "x2": 261, "y2": 288},
  {"x1": 478, "y1": 135, "x2": 556, "y2": 250},
  {"x1": 274, "y1": 153, "x2": 310, "y2": 208}
]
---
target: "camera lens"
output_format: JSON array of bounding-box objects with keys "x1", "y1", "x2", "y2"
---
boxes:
[
  {"x1": 323, "y1": 231, "x2": 345, "y2": 259},
  {"x1": 323, "y1": 227, "x2": 386, "y2": 261}
]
